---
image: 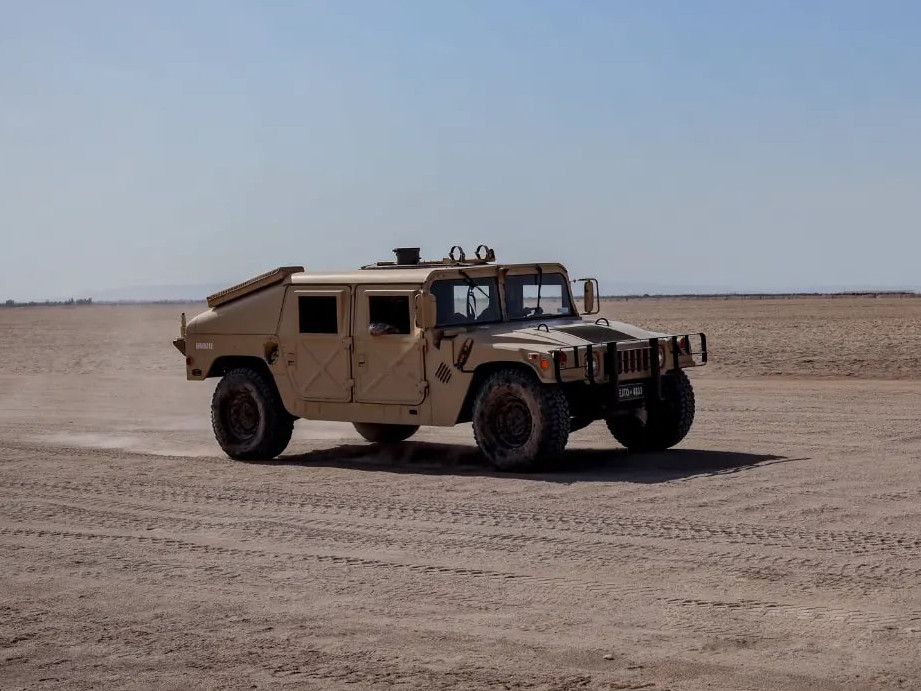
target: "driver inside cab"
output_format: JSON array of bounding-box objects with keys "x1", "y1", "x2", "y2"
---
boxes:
[{"x1": 431, "y1": 277, "x2": 501, "y2": 326}]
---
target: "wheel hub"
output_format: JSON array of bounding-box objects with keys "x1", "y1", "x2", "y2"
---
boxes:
[
  {"x1": 226, "y1": 391, "x2": 259, "y2": 440},
  {"x1": 494, "y1": 394, "x2": 532, "y2": 448}
]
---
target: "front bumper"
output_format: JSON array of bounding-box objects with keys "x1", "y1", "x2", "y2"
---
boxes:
[{"x1": 550, "y1": 333, "x2": 708, "y2": 404}]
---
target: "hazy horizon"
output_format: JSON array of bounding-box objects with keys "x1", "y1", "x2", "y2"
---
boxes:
[
  {"x1": 2, "y1": 2, "x2": 919, "y2": 302},
  {"x1": 7, "y1": 275, "x2": 921, "y2": 305}
]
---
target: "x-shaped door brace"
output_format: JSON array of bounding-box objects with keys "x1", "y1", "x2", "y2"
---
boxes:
[
  {"x1": 357, "y1": 340, "x2": 424, "y2": 402},
  {"x1": 290, "y1": 339, "x2": 351, "y2": 400}
]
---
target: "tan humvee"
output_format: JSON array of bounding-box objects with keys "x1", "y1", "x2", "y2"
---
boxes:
[{"x1": 173, "y1": 245, "x2": 707, "y2": 471}]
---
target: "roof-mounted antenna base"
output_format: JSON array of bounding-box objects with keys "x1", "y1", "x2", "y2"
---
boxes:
[{"x1": 393, "y1": 247, "x2": 421, "y2": 265}]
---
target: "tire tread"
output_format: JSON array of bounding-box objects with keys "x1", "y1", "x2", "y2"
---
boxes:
[
  {"x1": 606, "y1": 370, "x2": 695, "y2": 451},
  {"x1": 472, "y1": 368, "x2": 570, "y2": 471},
  {"x1": 353, "y1": 423, "x2": 419, "y2": 444},
  {"x1": 211, "y1": 367, "x2": 294, "y2": 460}
]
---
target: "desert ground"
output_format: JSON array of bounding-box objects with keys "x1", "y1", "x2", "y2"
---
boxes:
[{"x1": 2, "y1": 296, "x2": 921, "y2": 690}]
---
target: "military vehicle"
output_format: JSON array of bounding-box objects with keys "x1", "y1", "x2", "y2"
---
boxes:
[{"x1": 173, "y1": 245, "x2": 707, "y2": 471}]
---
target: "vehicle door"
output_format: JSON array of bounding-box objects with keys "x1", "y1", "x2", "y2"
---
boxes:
[
  {"x1": 352, "y1": 287, "x2": 427, "y2": 405},
  {"x1": 280, "y1": 286, "x2": 353, "y2": 402}
]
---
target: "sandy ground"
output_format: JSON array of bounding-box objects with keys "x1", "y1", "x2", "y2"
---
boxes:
[{"x1": 2, "y1": 298, "x2": 921, "y2": 690}]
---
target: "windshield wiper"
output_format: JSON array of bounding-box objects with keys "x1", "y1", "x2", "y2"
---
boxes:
[
  {"x1": 458, "y1": 270, "x2": 491, "y2": 302},
  {"x1": 534, "y1": 265, "x2": 543, "y2": 315}
]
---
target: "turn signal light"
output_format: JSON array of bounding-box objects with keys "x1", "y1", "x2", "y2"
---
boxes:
[{"x1": 528, "y1": 352, "x2": 554, "y2": 370}]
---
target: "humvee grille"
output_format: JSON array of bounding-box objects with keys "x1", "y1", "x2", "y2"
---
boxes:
[{"x1": 618, "y1": 347, "x2": 651, "y2": 375}]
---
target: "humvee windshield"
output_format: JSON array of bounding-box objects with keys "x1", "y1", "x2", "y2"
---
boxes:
[
  {"x1": 431, "y1": 276, "x2": 501, "y2": 326},
  {"x1": 506, "y1": 272, "x2": 574, "y2": 320}
]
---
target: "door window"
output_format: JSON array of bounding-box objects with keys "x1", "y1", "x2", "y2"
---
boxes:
[
  {"x1": 298, "y1": 295, "x2": 339, "y2": 333},
  {"x1": 368, "y1": 295, "x2": 411, "y2": 335}
]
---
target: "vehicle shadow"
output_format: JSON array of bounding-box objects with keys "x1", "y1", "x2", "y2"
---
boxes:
[{"x1": 274, "y1": 441, "x2": 797, "y2": 483}]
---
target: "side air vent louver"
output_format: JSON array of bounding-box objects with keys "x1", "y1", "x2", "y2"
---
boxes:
[{"x1": 435, "y1": 362, "x2": 452, "y2": 384}]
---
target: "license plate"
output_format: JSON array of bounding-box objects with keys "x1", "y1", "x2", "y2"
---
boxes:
[{"x1": 618, "y1": 383, "x2": 644, "y2": 401}]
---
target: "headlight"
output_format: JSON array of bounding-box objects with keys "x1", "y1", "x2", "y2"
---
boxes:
[{"x1": 584, "y1": 351, "x2": 603, "y2": 378}]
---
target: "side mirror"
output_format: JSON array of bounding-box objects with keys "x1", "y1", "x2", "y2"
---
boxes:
[
  {"x1": 414, "y1": 293, "x2": 437, "y2": 329},
  {"x1": 579, "y1": 278, "x2": 601, "y2": 315}
]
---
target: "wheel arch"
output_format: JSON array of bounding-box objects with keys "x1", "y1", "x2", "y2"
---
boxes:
[
  {"x1": 210, "y1": 360, "x2": 296, "y2": 461},
  {"x1": 207, "y1": 355, "x2": 273, "y2": 380},
  {"x1": 455, "y1": 362, "x2": 539, "y2": 424},
  {"x1": 208, "y1": 355, "x2": 297, "y2": 418}
]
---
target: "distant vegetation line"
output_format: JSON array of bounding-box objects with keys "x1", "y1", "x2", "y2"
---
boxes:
[
  {"x1": 0, "y1": 298, "x2": 202, "y2": 307},
  {"x1": 2, "y1": 298, "x2": 95, "y2": 307},
  {"x1": 602, "y1": 291, "x2": 920, "y2": 300}
]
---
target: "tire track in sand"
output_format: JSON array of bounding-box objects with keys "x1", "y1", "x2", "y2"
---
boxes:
[
  {"x1": 3, "y1": 477, "x2": 920, "y2": 559},
  {"x1": 3, "y1": 494, "x2": 920, "y2": 599}
]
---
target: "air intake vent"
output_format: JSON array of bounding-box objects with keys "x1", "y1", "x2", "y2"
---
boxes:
[{"x1": 435, "y1": 362, "x2": 452, "y2": 384}]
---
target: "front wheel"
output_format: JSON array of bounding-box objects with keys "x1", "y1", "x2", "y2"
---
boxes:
[
  {"x1": 211, "y1": 367, "x2": 294, "y2": 460},
  {"x1": 606, "y1": 371, "x2": 695, "y2": 451},
  {"x1": 472, "y1": 368, "x2": 570, "y2": 472},
  {"x1": 353, "y1": 423, "x2": 419, "y2": 443}
]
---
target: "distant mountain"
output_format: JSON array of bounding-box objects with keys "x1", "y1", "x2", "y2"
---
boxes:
[
  {"x1": 597, "y1": 280, "x2": 739, "y2": 296},
  {"x1": 89, "y1": 283, "x2": 225, "y2": 303},
  {"x1": 84, "y1": 279, "x2": 919, "y2": 303}
]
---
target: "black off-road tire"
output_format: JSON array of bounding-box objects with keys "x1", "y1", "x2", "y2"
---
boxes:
[
  {"x1": 472, "y1": 368, "x2": 570, "y2": 472},
  {"x1": 211, "y1": 367, "x2": 295, "y2": 460},
  {"x1": 353, "y1": 423, "x2": 419, "y2": 444},
  {"x1": 606, "y1": 370, "x2": 695, "y2": 452}
]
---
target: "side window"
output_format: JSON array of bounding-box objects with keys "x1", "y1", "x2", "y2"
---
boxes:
[
  {"x1": 299, "y1": 295, "x2": 338, "y2": 334},
  {"x1": 368, "y1": 295, "x2": 411, "y2": 335}
]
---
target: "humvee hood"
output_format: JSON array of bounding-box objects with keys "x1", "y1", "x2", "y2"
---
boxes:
[
  {"x1": 548, "y1": 321, "x2": 667, "y2": 343},
  {"x1": 489, "y1": 320, "x2": 666, "y2": 349}
]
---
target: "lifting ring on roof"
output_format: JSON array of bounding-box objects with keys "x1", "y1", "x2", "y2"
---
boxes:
[
  {"x1": 449, "y1": 245, "x2": 466, "y2": 262},
  {"x1": 475, "y1": 244, "x2": 493, "y2": 261}
]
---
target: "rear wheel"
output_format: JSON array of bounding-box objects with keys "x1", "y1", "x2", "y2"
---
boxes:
[
  {"x1": 606, "y1": 371, "x2": 695, "y2": 451},
  {"x1": 211, "y1": 367, "x2": 294, "y2": 460},
  {"x1": 472, "y1": 368, "x2": 570, "y2": 472},
  {"x1": 353, "y1": 423, "x2": 419, "y2": 443}
]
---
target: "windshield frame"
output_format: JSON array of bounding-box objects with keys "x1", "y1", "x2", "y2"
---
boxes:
[{"x1": 504, "y1": 269, "x2": 576, "y2": 322}]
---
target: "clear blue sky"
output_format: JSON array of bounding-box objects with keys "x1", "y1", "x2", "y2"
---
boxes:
[{"x1": 2, "y1": 1, "x2": 919, "y2": 299}]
